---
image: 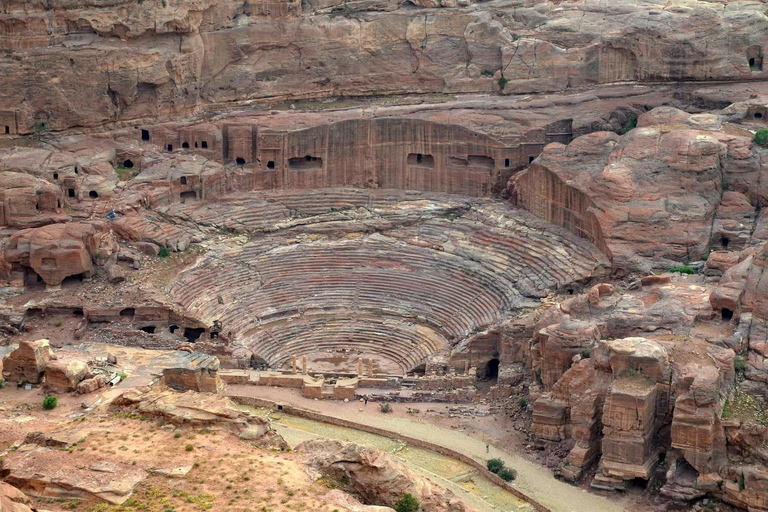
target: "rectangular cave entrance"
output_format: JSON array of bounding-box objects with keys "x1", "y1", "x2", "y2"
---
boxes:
[
  {"x1": 288, "y1": 155, "x2": 323, "y2": 170},
  {"x1": 180, "y1": 191, "x2": 197, "y2": 203},
  {"x1": 407, "y1": 153, "x2": 435, "y2": 168}
]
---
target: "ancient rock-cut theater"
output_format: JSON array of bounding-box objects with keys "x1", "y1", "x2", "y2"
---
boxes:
[{"x1": 3, "y1": 0, "x2": 768, "y2": 511}]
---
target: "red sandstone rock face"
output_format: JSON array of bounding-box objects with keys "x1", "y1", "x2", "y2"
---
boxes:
[
  {"x1": 511, "y1": 123, "x2": 727, "y2": 271},
  {"x1": 298, "y1": 439, "x2": 472, "y2": 512},
  {"x1": 0, "y1": 481, "x2": 35, "y2": 512},
  {"x1": 2, "y1": 222, "x2": 117, "y2": 286},
  {"x1": 0, "y1": 172, "x2": 65, "y2": 228},
  {"x1": 2, "y1": 339, "x2": 54, "y2": 384},
  {"x1": 1, "y1": 0, "x2": 768, "y2": 132}
]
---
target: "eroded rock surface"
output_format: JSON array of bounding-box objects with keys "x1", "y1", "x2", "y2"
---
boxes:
[{"x1": 298, "y1": 439, "x2": 473, "y2": 512}]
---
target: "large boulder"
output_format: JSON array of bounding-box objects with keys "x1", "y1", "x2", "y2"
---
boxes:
[
  {"x1": 3, "y1": 223, "x2": 104, "y2": 286},
  {"x1": 44, "y1": 357, "x2": 90, "y2": 392},
  {"x1": 297, "y1": 439, "x2": 471, "y2": 512},
  {"x1": 511, "y1": 123, "x2": 727, "y2": 271},
  {"x1": 2, "y1": 339, "x2": 54, "y2": 384},
  {"x1": 161, "y1": 353, "x2": 225, "y2": 394},
  {"x1": 0, "y1": 481, "x2": 35, "y2": 512}
]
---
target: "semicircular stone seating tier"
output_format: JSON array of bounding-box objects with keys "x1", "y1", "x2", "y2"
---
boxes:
[{"x1": 170, "y1": 203, "x2": 606, "y2": 373}]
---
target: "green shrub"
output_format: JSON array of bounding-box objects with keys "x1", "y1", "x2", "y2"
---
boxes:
[
  {"x1": 158, "y1": 247, "x2": 171, "y2": 258},
  {"x1": 394, "y1": 493, "x2": 420, "y2": 512},
  {"x1": 480, "y1": 70, "x2": 494, "y2": 77},
  {"x1": 0, "y1": 379, "x2": 5, "y2": 388},
  {"x1": 669, "y1": 266, "x2": 695, "y2": 275},
  {"x1": 754, "y1": 129, "x2": 768, "y2": 147},
  {"x1": 498, "y1": 468, "x2": 516, "y2": 482},
  {"x1": 32, "y1": 120, "x2": 49, "y2": 135},
  {"x1": 43, "y1": 395, "x2": 58, "y2": 410},
  {"x1": 535, "y1": 370, "x2": 542, "y2": 386},
  {"x1": 185, "y1": 444, "x2": 194, "y2": 452},
  {"x1": 379, "y1": 403, "x2": 392, "y2": 414},
  {"x1": 497, "y1": 76, "x2": 509, "y2": 90},
  {"x1": 487, "y1": 458, "x2": 505, "y2": 474},
  {"x1": 619, "y1": 114, "x2": 637, "y2": 135},
  {"x1": 518, "y1": 398, "x2": 527, "y2": 409},
  {"x1": 735, "y1": 356, "x2": 747, "y2": 374}
]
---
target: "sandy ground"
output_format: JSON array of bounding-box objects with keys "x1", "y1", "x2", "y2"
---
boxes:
[
  {"x1": 0, "y1": 383, "x2": 353, "y2": 512},
  {"x1": 228, "y1": 385, "x2": 636, "y2": 512}
]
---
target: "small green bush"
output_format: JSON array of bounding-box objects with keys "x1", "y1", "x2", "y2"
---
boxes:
[
  {"x1": 487, "y1": 458, "x2": 505, "y2": 474},
  {"x1": 619, "y1": 114, "x2": 637, "y2": 135},
  {"x1": 735, "y1": 356, "x2": 747, "y2": 374},
  {"x1": 669, "y1": 266, "x2": 695, "y2": 275},
  {"x1": 0, "y1": 379, "x2": 5, "y2": 388},
  {"x1": 379, "y1": 403, "x2": 392, "y2": 414},
  {"x1": 185, "y1": 444, "x2": 194, "y2": 451},
  {"x1": 498, "y1": 468, "x2": 516, "y2": 482},
  {"x1": 394, "y1": 493, "x2": 420, "y2": 512},
  {"x1": 43, "y1": 395, "x2": 58, "y2": 410},
  {"x1": 497, "y1": 76, "x2": 509, "y2": 90},
  {"x1": 158, "y1": 247, "x2": 171, "y2": 258},
  {"x1": 480, "y1": 70, "x2": 494, "y2": 77},
  {"x1": 518, "y1": 398, "x2": 527, "y2": 409},
  {"x1": 754, "y1": 129, "x2": 768, "y2": 147}
]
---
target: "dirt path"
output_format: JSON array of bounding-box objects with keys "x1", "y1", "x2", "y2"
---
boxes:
[{"x1": 228, "y1": 385, "x2": 629, "y2": 512}]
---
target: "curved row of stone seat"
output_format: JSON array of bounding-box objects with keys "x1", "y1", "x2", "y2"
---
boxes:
[
  {"x1": 245, "y1": 315, "x2": 445, "y2": 372},
  {"x1": 173, "y1": 237, "x2": 515, "y2": 341},
  {"x1": 166, "y1": 196, "x2": 291, "y2": 233},
  {"x1": 390, "y1": 216, "x2": 602, "y2": 289}
]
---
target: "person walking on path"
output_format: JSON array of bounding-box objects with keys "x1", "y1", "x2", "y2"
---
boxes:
[
  {"x1": 486, "y1": 443, "x2": 489, "y2": 453},
  {"x1": 364, "y1": 395, "x2": 369, "y2": 406}
]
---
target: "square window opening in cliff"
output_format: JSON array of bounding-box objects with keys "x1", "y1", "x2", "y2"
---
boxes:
[
  {"x1": 120, "y1": 308, "x2": 135, "y2": 319},
  {"x1": 53, "y1": 172, "x2": 58, "y2": 180},
  {"x1": 68, "y1": 188, "x2": 76, "y2": 198},
  {"x1": 407, "y1": 153, "x2": 435, "y2": 168},
  {"x1": 4, "y1": 126, "x2": 9, "y2": 135},
  {"x1": 182, "y1": 142, "x2": 190, "y2": 149},
  {"x1": 141, "y1": 129, "x2": 150, "y2": 141},
  {"x1": 180, "y1": 176, "x2": 187, "y2": 186},
  {"x1": 201, "y1": 141, "x2": 208, "y2": 149},
  {"x1": 504, "y1": 158, "x2": 510, "y2": 168},
  {"x1": 236, "y1": 157, "x2": 246, "y2": 165},
  {"x1": 289, "y1": 156, "x2": 323, "y2": 170},
  {"x1": 169, "y1": 324, "x2": 179, "y2": 334},
  {"x1": 529, "y1": 156, "x2": 536, "y2": 164},
  {"x1": 73, "y1": 308, "x2": 84, "y2": 317},
  {"x1": 140, "y1": 326, "x2": 156, "y2": 334},
  {"x1": 721, "y1": 236, "x2": 730, "y2": 249},
  {"x1": 180, "y1": 191, "x2": 197, "y2": 203},
  {"x1": 722, "y1": 308, "x2": 734, "y2": 321},
  {"x1": 194, "y1": 142, "x2": 198, "y2": 148},
  {"x1": 167, "y1": 144, "x2": 173, "y2": 152}
]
